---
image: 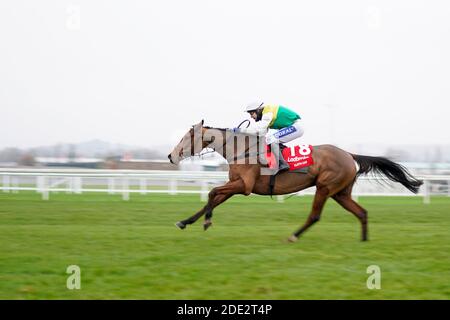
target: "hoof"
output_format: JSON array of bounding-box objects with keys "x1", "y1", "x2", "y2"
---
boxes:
[
  {"x1": 288, "y1": 235, "x2": 298, "y2": 243},
  {"x1": 203, "y1": 221, "x2": 212, "y2": 231},
  {"x1": 175, "y1": 221, "x2": 186, "y2": 230}
]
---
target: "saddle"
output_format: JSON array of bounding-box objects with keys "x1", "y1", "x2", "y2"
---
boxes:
[{"x1": 266, "y1": 143, "x2": 314, "y2": 195}]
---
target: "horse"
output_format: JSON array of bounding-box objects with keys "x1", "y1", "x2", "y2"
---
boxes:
[{"x1": 168, "y1": 120, "x2": 423, "y2": 242}]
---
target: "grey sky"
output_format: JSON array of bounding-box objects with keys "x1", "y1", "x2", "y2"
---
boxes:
[{"x1": 1, "y1": 0, "x2": 449, "y2": 153}]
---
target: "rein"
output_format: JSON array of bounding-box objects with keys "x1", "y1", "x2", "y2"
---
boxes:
[{"x1": 216, "y1": 130, "x2": 265, "y2": 164}]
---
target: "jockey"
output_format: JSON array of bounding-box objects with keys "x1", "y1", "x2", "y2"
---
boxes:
[
  {"x1": 237, "y1": 101, "x2": 304, "y2": 145},
  {"x1": 236, "y1": 101, "x2": 304, "y2": 171}
]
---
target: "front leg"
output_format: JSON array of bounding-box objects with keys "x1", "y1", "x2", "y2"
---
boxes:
[
  {"x1": 175, "y1": 179, "x2": 245, "y2": 230},
  {"x1": 203, "y1": 193, "x2": 233, "y2": 230},
  {"x1": 204, "y1": 172, "x2": 258, "y2": 229}
]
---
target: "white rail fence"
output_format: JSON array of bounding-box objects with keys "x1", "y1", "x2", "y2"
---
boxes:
[{"x1": 1, "y1": 168, "x2": 449, "y2": 203}]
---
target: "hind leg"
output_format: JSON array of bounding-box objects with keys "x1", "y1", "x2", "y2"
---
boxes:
[{"x1": 332, "y1": 187, "x2": 368, "y2": 241}]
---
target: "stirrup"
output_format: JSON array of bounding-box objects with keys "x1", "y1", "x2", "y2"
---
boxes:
[{"x1": 278, "y1": 160, "x2": 290, "y2": 172}]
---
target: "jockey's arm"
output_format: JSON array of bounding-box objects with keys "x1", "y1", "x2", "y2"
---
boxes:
[{"x1": 239, "y1": 112, "x2": 273, "y2": 135}]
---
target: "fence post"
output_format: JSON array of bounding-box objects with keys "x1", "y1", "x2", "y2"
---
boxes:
[
  {"x1": 67, "y1": 177, "x2": 73, "y2": 194},
  {"x1": 11, "y1": 176, "x2": 18, "y2": 193},
  {"x1": 108, "y1": 177, "x2": 115, "y2": 194},
  {"x1": 74, "y1": 177, "x2": 82, "y2": 194},
  {"x1": 448, "y1": 179, "x2": 450, "y2": 197},
  {"x1": 3, "y1": 175, "x2": 10, "y2": 193},
  {"x1": 169, "y1": 179, "x2": 177, "y2": 195},
  {"x1": 140, "y1": 178, "x2": 147, "y2": 195},
  {"x1": 200, "y1": 180, "x2": 208, "y2": 201},
  {"x1": 423, "y1": 179, "x2": 430, "y2": 204},
  {"x1": 42, "y1": 176, "x2": 49, "y2": 200},
  {"x1": 37, "y1": 176, "x2": 43, "y2": 194},
  {"x1": 122, "y1": 176, "x2": 129, "y2": 201}
]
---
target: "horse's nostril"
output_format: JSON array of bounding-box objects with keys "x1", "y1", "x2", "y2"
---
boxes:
[{"x1": 168, "y1": 154, "x2": 172, "y2": 159}]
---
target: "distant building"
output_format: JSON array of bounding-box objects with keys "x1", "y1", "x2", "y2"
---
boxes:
[
  {"x1": 178, "y1": 159, "x2": 227, "y2": 171},
  {"x1": 35, "y1": 157, "x2": 103, "y2": 169},
  {"x1": 102, "y1": 158, "x2": 178, "y2": 170}
]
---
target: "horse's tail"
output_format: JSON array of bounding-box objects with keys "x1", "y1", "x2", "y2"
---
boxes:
[{"x1": 351, "y1": 154, "x2": 423, "y2": 194}]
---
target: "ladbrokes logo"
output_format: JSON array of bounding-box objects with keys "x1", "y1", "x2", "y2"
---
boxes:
[
  {"x1": 287, "y1": 155, "x2": 309, "y2": 162},
  {"x1": 293, "y1": 161, "x2": 308, "y2": 167}
]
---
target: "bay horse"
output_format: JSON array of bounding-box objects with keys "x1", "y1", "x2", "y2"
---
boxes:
[{"x1": 168, "y1": 120, "x2": 423, "y2": 242}]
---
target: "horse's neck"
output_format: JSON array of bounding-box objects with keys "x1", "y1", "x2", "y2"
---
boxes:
[
  {"x1": 207, "y1": 130, "x2": 264, "y2": 164},
  {"x1": 206, "y1": 130, "x2": 230, "y2": 161}
]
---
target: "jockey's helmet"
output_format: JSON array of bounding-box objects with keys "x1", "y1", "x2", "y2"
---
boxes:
[{"x1": 245, "y1": 101, "x2": 264, "y2": 113}]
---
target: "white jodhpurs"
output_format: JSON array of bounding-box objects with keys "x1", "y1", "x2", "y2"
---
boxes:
[{"x1": 265, "y1": 120, "x2": 304, "y2": 144}]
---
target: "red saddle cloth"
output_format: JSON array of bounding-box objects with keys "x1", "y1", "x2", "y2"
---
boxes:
[{"x1": 266, "y1": 144, "x2": 314, "y2": 171}]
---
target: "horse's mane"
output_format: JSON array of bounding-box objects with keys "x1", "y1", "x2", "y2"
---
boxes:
[
  {"x1": 203, "y1": 126, "x2": 228, "y2": 131},
  {"x1": 203, "y1": 126, "x2": 259, "y2": 138}
]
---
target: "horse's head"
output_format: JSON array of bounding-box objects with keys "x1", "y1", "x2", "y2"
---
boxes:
[{"x1": 168, "y1": 120, "x2": 211, "y2": 164}]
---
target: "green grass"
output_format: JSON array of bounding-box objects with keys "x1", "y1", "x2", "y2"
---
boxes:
[{"x1": 0, "y1": 191, "x2": 449, "y2": 299}]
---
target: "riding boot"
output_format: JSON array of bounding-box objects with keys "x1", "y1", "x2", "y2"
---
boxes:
[
  {"x1": 278, "y1": 154, "x2": 290, "y2": 172},
  {"x1": 270, "y1": 142, "x2": 290, "y2": 172}
]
